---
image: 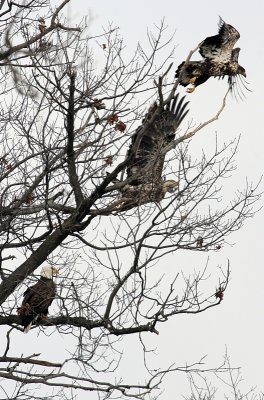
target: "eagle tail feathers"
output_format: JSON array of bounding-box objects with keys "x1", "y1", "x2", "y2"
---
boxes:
[
  {"x1": 23, "y1": 314, "x2": 40, "y2": 333},
  {"x1": 23, "y1": 321, "x2": 33, "y2": 333}
]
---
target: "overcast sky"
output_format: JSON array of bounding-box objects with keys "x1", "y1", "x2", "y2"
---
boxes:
[
  {"x1": 4, "y1": 1, "x2": 263, "y2": 399},
  {"x1": 71, "y1": 0, "x2": 264, "y2": 397}
]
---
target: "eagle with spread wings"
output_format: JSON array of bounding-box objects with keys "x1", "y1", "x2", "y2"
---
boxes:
[
  {"x1": 119, "y1": 94, "x2": 189, "y2": 210},
  {"x1": 175, "y1": 17, "x2": 246, "y2": 93}
]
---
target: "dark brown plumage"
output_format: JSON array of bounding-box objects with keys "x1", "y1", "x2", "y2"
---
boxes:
[
  {"x1": 17, "y1": 265, "x2": 58, "y2": 333},
  {"x1": 119, "y1": 94, "x2": 189, "y2": 210}
]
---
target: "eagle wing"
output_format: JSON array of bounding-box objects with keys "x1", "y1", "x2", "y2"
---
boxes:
[
  {"x1": 126, "y1": 94, "x2": 189, "y2": 185},
  {"x1": 18, "y1": 278, "x2": 56, "y2": 331},
  {"x1": 22, "y1": 285, "x2": 36, "y2": 304},
  {"x1": 35, "y1": 279, "x2": 55, "y2": 312},
  {"x1": 231, "y1": 47, "x2": 241, "y2": 63},
  {"x1": 199, "y1": 17, "x2": 240, "y2": 62}
]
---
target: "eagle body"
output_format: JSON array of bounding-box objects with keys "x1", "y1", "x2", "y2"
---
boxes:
[
  {"x1": 176, "y1": 61, "x2": 211, "y2": 87},
  {"x1": 120, "y1": 180, "x2": 179, "y2": 210},
  {"x1": 17, "y1": 265, "x2": 58, "y2": 333},
  {"x1": 119, "y1": 94, "x2": 188, "y2": 209},
  {"x1": 121, "y1": 182, "x2": 165, "y2": 204},
  {"x1": 176, "y1": 18, "x2": 246, "y2": 93}
]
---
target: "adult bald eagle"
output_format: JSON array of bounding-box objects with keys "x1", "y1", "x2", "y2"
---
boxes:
[
  {"x1": 175, "y1": 17, "x2": 246, "y2": 93},
  {"x1": 119, "y1": 94, "x2": 189, "y2": 210},
  {"x1": 17, "y1": 265, "x2": 59, "y2": 333}
]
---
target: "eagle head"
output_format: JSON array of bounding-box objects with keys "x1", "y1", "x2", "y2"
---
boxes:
[
  {"x1": 163, "y1": 179, "x2": 179, "y2": 194},
  {"x1": 41, "y1": 265, "x2": 59, "y2": 279}
]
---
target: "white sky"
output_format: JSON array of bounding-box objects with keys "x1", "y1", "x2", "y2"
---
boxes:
[
  {"x1": 4, "y1": 1, "x2": 263, "y2": 399},
  {"x1": 70, "y1": 0, "x2": 264, "y2": 397}
]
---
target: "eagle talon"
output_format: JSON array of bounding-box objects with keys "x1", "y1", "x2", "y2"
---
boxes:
[
  {"x1": 39, "y1": 313, "x2": 48, "y2": 321},
  {"x1": 187, "y1": 87, "x2": 196, "y2": 93}
]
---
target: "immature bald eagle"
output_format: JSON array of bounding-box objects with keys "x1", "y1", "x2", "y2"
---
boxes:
[
  {"x1": 175, "y1": 17, "x2": 246, "y2": 93},
  {"x1": 119, "y1": 94, "x2": 189, "y2": 210},
  {"x1": 17, "y1": 265, "x2": 59, "y2": 333}
]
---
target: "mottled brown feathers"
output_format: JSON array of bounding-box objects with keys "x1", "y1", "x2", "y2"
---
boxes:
[
  {"x1": 119, "y1": 94, "x2": 189, "y2": 209},
  {"x1": 176, "y1": 17, "x2": 246, "y2": 93}
]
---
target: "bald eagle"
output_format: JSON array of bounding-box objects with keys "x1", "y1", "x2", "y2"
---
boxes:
[
  {"x1": 17, "y1": 265, "x2": 59, "y2": 333},
  {"x1": 175, "y1": 17, "x2": 246, "y2": 93},
  {"x1": 119, "y1": 94, "x2": 189, "y2": 210}
]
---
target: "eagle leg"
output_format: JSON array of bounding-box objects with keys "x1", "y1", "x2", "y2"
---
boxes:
[
  {"x1": 34, "y1": 313, "x2": 50, "y2": 328},
  {"x1": 186, "y1": 76, "x2": 197, "y2": 93},
  {"x1": 38, "y1": 313, "x2": 49, "y2": 321},
  {"x1": 189, "y1": 76, "x2": 197, "y2": 84}
]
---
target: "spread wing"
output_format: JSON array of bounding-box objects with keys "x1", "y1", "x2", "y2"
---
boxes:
[
  {"x1": 199, "y1": 17, "x2": 240, "y2": 62},
  {"x1": 126, "y1": 94, "x2": 189, "y2": 185}
]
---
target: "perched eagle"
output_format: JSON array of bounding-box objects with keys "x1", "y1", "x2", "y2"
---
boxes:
[
  {"x1": 175, "y1": 17, "x2": 246, "y2": 93},
  {"x1": 119, "y1": 94, "x2": 189, "y2": 210},
  {"x1": 17, "y1": 265, "x2": 59, "y2": 333}
]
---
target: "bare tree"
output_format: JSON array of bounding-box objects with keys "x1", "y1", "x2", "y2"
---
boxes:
[
  {"x1": 184, "y1": 353, "x2": 264, "y2": 400},
  {"x1": 0, "y1": 1, "x2": 260, "y2": 399}
]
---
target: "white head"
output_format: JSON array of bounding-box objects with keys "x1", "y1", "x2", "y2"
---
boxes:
[{"x1": 40, "y1": 265, "x2": 59, "y2": 279}]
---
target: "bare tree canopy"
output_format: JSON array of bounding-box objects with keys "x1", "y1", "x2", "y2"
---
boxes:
[{"x1": 0, "y1": 1, "x2": 260, "y2": 399}]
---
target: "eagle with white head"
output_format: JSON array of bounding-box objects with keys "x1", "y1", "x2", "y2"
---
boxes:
[{"x1": 17, "y1": 265, "x2": 59, "y2": 333}]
